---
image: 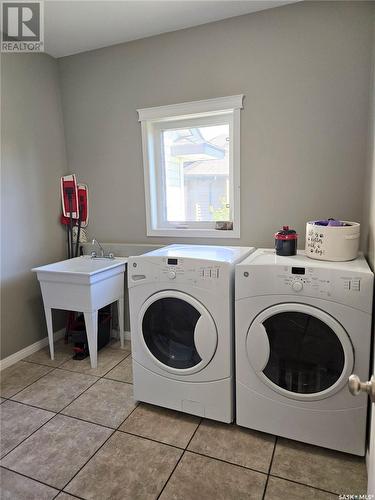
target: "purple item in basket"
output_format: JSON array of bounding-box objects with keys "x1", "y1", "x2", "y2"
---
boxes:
[
  {"x1": 314, "y1": 219, "x2": 343, "y2": 227},
  {"x1": 327, "y1": 219, "x2": 343, "y2": 226}
]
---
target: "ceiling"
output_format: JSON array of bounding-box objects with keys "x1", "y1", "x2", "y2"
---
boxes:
[{"x1": 44, "y1": 0, "x2": 299, "y2": 58}]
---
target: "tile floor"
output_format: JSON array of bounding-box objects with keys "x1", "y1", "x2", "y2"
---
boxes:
[{"x1": 0, "y1": 338, "x2": 368, "y2": 499}]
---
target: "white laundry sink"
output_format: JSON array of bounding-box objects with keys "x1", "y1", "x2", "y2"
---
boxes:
[
  {"x1": 32, "y1": 255, "x2": 128, "y2": 368},
  {"x1": 33, "y1": 255, "x2": 128, "y2": 284}
]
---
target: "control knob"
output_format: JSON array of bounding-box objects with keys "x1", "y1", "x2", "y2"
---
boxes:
[
  {"x1": 168, "y1": 271, "x2": 176, "y2": 280},
  {"x1": 292, "y1": 281, "x2": 303, "y2": 292}
]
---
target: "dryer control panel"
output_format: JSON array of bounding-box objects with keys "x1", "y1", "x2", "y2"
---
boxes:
[
  {"x1": 236, "y1": 262, "x2": 373, "y2": 313},
  {"x1": 277, "y1": 266, "x2": 367, "y2": 298},
  {"x1": 276, "y1": 266, "x2": 341, "y2": 297}
]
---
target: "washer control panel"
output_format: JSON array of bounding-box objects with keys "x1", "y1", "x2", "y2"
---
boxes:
[
  {"x1": 160, "y1": 257, "x2": 221, "y2": 282},
  {"x1": 128, "y1": 256, "x2": 226, "y2": 289},
  {"x1": 199, "y1": 267, "x2": 220, "y2": 279},
  {"x1": 167, "y1": 270, "x2": 176, "y2": 280}
]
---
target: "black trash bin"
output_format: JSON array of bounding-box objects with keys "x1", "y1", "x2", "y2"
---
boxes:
[{"x1": 70, "y1": 305, "x2": 112, "y2": 360}]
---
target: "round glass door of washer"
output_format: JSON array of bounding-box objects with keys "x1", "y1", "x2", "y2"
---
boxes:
[{"x1": 139, "y1": 291, "x2": 218, "y2": 375}]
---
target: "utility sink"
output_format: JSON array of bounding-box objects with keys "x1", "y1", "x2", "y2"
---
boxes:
[
  {"x1": 32, "y1": 255, "x2": 128, "y2": 284},
  {"x1": 32, "y1": 255, "x2": 127, "y2": 368}
]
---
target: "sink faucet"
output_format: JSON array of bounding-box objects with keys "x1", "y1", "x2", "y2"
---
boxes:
[{"x1": 91, "y1": 238, "x2": 106, "y2": 258}]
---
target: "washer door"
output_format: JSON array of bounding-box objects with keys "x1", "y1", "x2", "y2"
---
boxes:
[
  {"x1": 246, "y1": 303, "x2": 354, "y2": 401},
  {"x1": 139, "y1": 291, "x2": 218, "y2": 375}
]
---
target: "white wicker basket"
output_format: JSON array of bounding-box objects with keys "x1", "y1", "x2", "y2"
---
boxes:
[{"x1": 305, "y1": 221, "x2": 360, "y2": 261}]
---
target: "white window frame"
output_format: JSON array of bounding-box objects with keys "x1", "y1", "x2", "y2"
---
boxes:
[{"x1": 137, "y1": 95, "x2": 244, "y2": 238}]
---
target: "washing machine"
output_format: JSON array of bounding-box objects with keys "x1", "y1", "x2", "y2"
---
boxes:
[
  {"x1": 128, "y1": 244, "x2": 254, "y2": 423},
  {"x1": 235, "y1": 249, "x2": 373, "y2": 455}
]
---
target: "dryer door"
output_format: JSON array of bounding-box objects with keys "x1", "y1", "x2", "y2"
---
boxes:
[
  {"x1": 246, "y1": 303, "x2": 354, "y2": 401},
  {"x1": 139, "y1": 291, "x2": 218, "y2": 375}
]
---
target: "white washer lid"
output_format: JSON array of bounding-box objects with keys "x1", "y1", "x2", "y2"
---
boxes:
[{"x1": 143, "y1": 244, "x2": 254, "y2": 264}]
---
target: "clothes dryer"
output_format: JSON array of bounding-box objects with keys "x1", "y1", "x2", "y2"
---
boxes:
[{"x1": 235, "y1": 249, "x2": 373, "y2": 455}]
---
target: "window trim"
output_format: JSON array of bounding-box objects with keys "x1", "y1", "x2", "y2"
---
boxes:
[{"x1": 138, "y1": 95, "x2": 244, "y2": 238}]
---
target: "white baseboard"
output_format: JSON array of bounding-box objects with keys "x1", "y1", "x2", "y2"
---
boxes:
[
  {"x1": 0, "y1": 328, "x2": 66, "y2": 371},
  {"x1": 0, "y1": 329, "x2": 131, "y2": 371}
]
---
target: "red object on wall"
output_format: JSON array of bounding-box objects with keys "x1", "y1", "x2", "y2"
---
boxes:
[
  {"x1": 77, "y1": 184, "x2": 89, "y2": 227},
  {"x1": 61, "y1": 174, "x2": 79, "y2": 218}
]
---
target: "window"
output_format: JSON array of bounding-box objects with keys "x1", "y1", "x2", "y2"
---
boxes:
[{"x1": 137, "y1": 95, "x2": 244, "y2": 237}]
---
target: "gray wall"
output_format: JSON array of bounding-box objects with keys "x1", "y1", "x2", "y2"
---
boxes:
[
  {"x1": 58, "y1": 1, "x2": 375, "y2": 249},
  {"x1": 1, "y1": 53, "x2": 67, "y2": 359},
  {"x1": 361, "y1": 14, "x2": 375, "y2": 482},
  {"x1": 362, "y1": 23, "x2": 375, "y2": 271}
]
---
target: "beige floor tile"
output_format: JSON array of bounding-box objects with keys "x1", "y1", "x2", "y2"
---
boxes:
[
  {"x1": 0, "y1": 467, "x2": 58, "y2": 500},
  {"x1": 265, "y1": 477, "x2": 337, "y2": 499},
  {"x1": 188, "y1": 419, "x2": 275, "y2": 472},
  {"x1": 56, "y1": 493, "x2": 79, "y2": 499},
  {"x1": 65, "y1": 431, "x2": 182, "y2": 500},
  {"x1": 160, "y1": 451, "x2": 267, "y2": 500},
  {"x1": 108, "y1": 338, "x2": 132, "y2": 352},
  {"x1": 0, "y1": 362, "x2": 52, "y2": 398},
  {"x1": 271, "y1": 438, "x2": 367, "y2": 495},
  {"x1": 0, "y1": 398, "x2": 5, "y2": 404},
  {"x1": 120, "y1": 403, "x2": 200, "y2": 448},
  {"x1": 104, "y1": 355, "x2": 132, "y2": 383},
  {"x1": 1, "y1": 414, "x2": 112, "y2": 489},
  {"x1": 59, "y1": 347, "x2": 128, "y2": 376},
  {"x1": 62, "y1": 378, "x2": 137, "y2": 428},
  {"x1": 0, "y1": 400, "x2": 54, "y2": 458},
  {"x1": 12, "y1": 369, "x2": 98, "y2": 412},
  {"x1": 24, "y1": 338, "x2": 73, "y2": 368}
]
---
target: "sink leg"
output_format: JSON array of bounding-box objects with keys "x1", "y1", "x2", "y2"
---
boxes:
[
  {"x1": 44, "y1": 306, "x2": 54, "y2": 360},
  {"x1": 117, "y1": 297, "x2": 125, "y2": 349},
  {"x1": 84, "y1": 311, "x2": 98, "y2": 369}
]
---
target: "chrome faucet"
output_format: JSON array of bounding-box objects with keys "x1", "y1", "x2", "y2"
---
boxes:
[{"x1": 91, "y1": 238, "x2": 114, "y2": 259}]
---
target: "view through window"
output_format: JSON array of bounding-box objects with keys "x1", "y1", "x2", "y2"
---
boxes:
[{"x1": 162, "y1": 124, "x2": 230, "y2": 223}]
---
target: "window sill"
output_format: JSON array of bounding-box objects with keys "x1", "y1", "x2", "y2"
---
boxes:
[{"x1": 146, "y1": 227, "x2": 240, "y2": 238}]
